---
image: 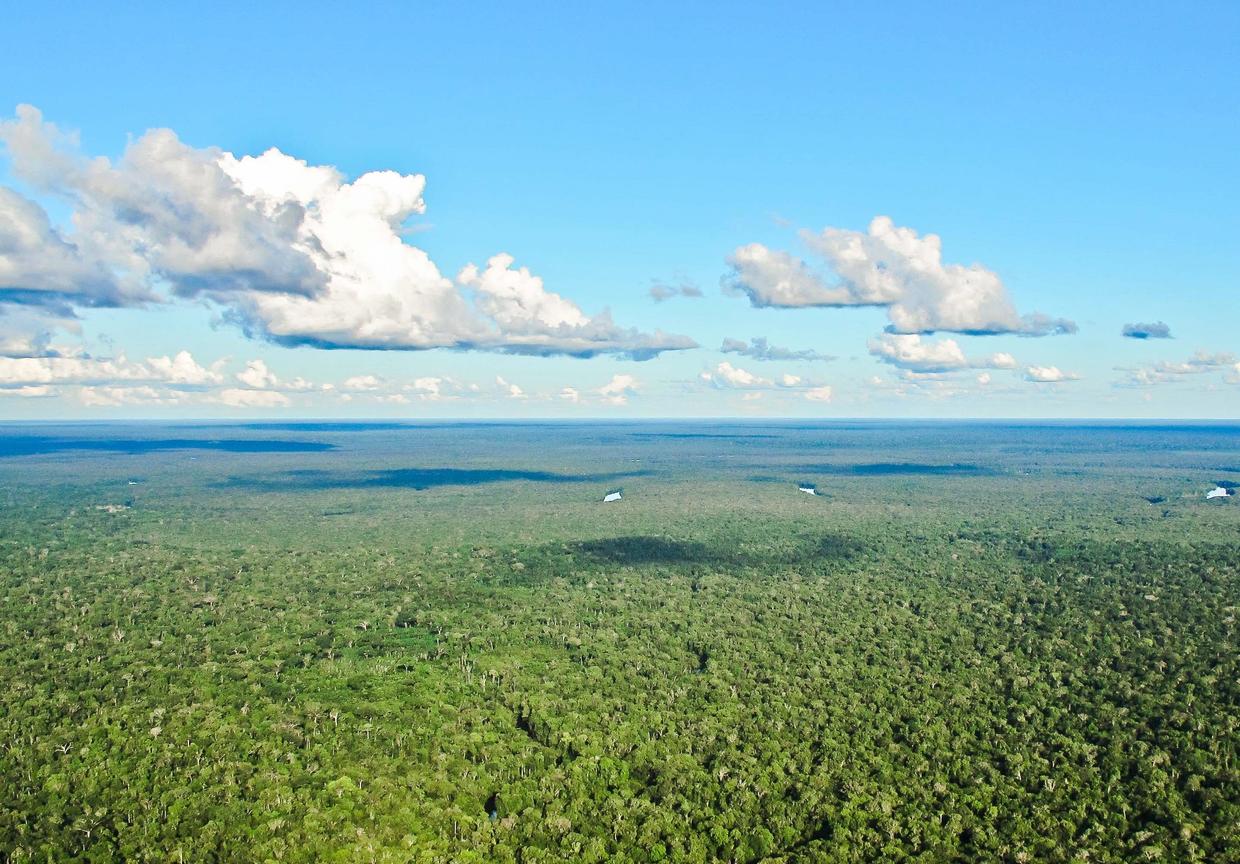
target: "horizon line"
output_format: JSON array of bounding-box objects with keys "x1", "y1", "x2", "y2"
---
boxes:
[{"x1": 3, "y1": 417, "x2": 1240, "y2": 425}]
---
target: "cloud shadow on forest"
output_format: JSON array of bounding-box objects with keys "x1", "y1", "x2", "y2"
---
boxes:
[
  {"x1": 572, "y1": 533, "x2": 870, "y2": 569},
  {"x1": 0, "y1": 435, "x2": 336, "y2": 458},
  {"x1": 575, "y1": 536, "x2": 716, "y2": 566},
  {"x1": 181, "y1": 422, "x2": 414, "y2": 433},
  {"x1": 797, "y1": 462, "x2": 998, "y2": 477},
  {"x1": 627, "y1": 432, "x2": 780, "y2": 440},
  {"x1": 219, "y1": 466, "x2": 650, "y2": 492}
]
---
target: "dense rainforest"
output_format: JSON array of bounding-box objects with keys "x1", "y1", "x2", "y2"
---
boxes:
[{"x1": 0, "y1": 422, "x2": 1236, "y2": 862}]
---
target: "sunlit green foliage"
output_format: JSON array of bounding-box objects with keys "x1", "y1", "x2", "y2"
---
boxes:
[{"x1": 0, "y1": 422, "x2": 1237, "y2": 862}]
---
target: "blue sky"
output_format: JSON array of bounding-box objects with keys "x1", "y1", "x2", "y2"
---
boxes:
[{"x1": 1, "y1": 1, "x2": 1236, "y2": 418}]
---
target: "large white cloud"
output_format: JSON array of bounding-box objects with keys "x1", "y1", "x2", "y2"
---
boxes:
[
  {"x1": 0, "y1": 186, "x2": 133, "y2": 314},
  {"x1": 0, "y1": 106, "x2": 695, "y2": 359},
  {"x1": 725, "y1": 216, "x2": 1075, "y2": 336},
  {"x1": 868, "y1": 333, "x2": 1017, "y2": 373}
]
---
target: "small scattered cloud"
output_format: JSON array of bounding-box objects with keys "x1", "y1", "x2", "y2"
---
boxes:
[
  {"x1": 699, "y1": 361, "x2": 830, "y2": 401},
  {"x1": 720, "y1": 336, "x2": 832, "y2": 362},
  {"x1": 233, "y1": 358, "x2": 331, "y2": 395},
  {"x1": 597, "y1": 374, "x2": 639, "y2": 405},
  {"x1": 144, "y1": 352, "x2": 225, "y2": 385},
  {"x1": 80, "y1": 385, "x2": 183, "y2": 406},
  {"x1": 701, "y1": 361, "x2": 771, "y2": 389},
  {"x1": 648, "y1": 277, "x2": 703, "y2": 303},
  {"x1": 459, "y1": 254, "x2": 695, "y2": 358},
  {"x1": 1118, "y1": 350, "x2": 1237, "y2": 387},
  {"x1": 214, "y1": 388, "x2": 292, "y2": 408},
  {"x1": 342, "y1": 374, "x2": 383, "y2": 391},
  {"x1": 868, "y1": 333, "x2": 1017, "y2": 373},
  {"x1": 863, "y1": 370, "x2": 1016, "y2": 401},
  {"x1": 724, "y1": 216, "x2": 1075, "y2": 336},
  {"x1": 0, "y1": 326, "x2": 57, "y2": 360},
  {"x1": 0, "y1": 350, "x2": 222, "y2": 390},
  {"x1": 551, "y1": 375, "x2": 641, "y2": 407},
  {"x1": 1025, "y1": 365, "x2": 1080, "y2": 383},
  {"x1": 405, "y1": 377, "x2": 445, "y2": 401},
  {"x1": 0, "y1": 384, "x2": 54, "y2": 398},
  {"x1": 0, "y1": 339, "x2": 332, "y2": 408},
  {"x1": 236, "y1": 359, "x2": 279, "y2": 389},
  {"x1": 496, "y1": 376, "x2": 526, "y2": 399},
  {"x1": 1122, "y1": 321, "x2": 1172, "y2": 340}
]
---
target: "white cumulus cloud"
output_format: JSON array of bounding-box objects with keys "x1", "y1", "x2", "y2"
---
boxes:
[
  {"x1": 236, "y1": 359, "x2": 279, "y2": 389},
  {"x1": 1118, "y1": 351, "x2": 1237, "y2": 386},
  {"x1": 701, "y1": 361, "x2": 771, "y2": 389},
  {"x1": 868, "y1": 333, "x2": 1018, "y2": 373},
  {"x1": 214, "y1": 388, "x2": 292, "y2": 408},
  {"x1": 1025, "y1": 366, "x2": 1080, "y2": 383},
  {"x1": 700, "y1": 361, "x2": 831, "y2": 401},
  {"x1": 495, "y1": 376, "x2": 526, "y2": 399},
  {"x1": 597, "y1": 374, "x2": 639, "y2": 405},
  {"x1": 0, "y1": 106, "x2": 695, "y2": 360},
  {"x1": 0, "y1": 186, "x2": 135, "y2": 314},
  {"x1": 406, "y1": 377, "x2": 445, "y2": 400},
  {"x1": 725, "y1": 216, "x2": 1075, "y2": 336},
  {"x1": 0, "y1": 350, "x2": 221, "y2": 389},
  {"x1": 342, "y1": 374, "x2": 383, "y2": 391},
  {"x1": 79, "y1": 385, "x2": 182, "y2": 406}
]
